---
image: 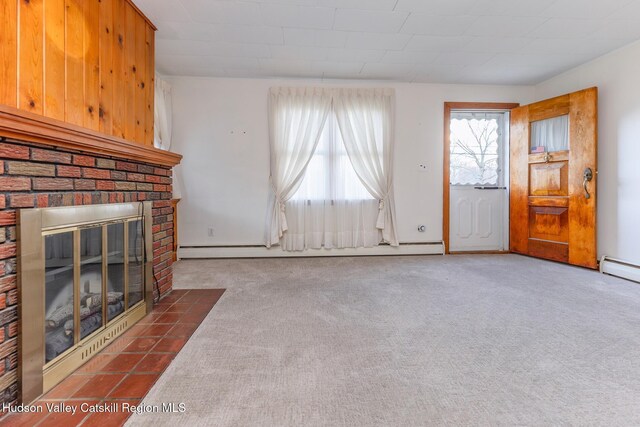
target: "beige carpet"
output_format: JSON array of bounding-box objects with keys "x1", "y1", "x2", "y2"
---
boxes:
[{"x1": 127, "y1": 254, "x2": 640, "y2": 426}]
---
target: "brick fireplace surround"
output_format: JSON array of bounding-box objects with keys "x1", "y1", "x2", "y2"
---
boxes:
[{"x1": 0, "y1": 138, "x2": 175, "y2": 405}]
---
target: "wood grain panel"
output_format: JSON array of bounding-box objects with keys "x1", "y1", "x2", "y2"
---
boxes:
[
  {"x1": 123, "y1": 2, "x2": 137, "y2": 141},
  {"x1": 19, "y1": 0, "x2": 44, "y2": 114},
  {"x1": 529, "y1": 150, "x2": 568, "y2": 164},
  {"x1": 0, "y1": 0, "x2": 18, "y2": 107},
  {"x1": 529, "y1": 162, "x2": 568, "y2": 196},
  {"x1": 528, "y1": 239, "x2": 569, "y2": 263},
  {"x1": 145, "y1": 23, "x2": 155, "y2": 146},
  {"x1": 134, "y1": 14, "x2": 146, "y2": 144},
  {"x1": 111, "y1": 0, "x2": 126, "y2": 138},
  {"x1": 1, "y1": 0, "x2": 159, "y2": 154},
  {"x1": 528, "y1": 197, "x2": 569, "y2": 208},
  {"x1": 83, "y1": 0, "x2": 100, "y2": 131},
  {"x1": 124, "y1": 0, "x2": 157, "y2": 30},
  {"x1": 65, "y1": 0, "x2": 84, "y2": 126},
  {"x1": 529, "y1": 206, "x2": 569, "y2": 243},
  {"x1": 509, "y1": 105, "x2": 530, "y2": 254},
  {"x1": 529, "y1": 94, "x2": 570, "y2": 122},
  {"x1": 44, "y1": 0, "x2": 66, "y2": 121},
  {"x1": 99, "y1": 0, "x2": 114, "y2": 135},
  {"x1": 568, "y1": 87, "x2": 598, "y2": 268}
]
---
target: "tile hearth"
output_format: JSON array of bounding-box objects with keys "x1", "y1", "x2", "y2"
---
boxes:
[{"x1": 2, "y1": 289, "x2": 225, "y2": 427}]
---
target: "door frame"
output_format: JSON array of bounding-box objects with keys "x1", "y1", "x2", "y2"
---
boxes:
[{"x1": 443, "y1": 102, "x2": 520, "y2": 254}]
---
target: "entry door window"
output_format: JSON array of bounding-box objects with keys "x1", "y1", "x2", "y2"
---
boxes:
[
  {"x1": 530, "y1": 115, "x2": 569, "y2": 152},
  {"x1": 449, "y1": 112, "x2": 506, "y2": 186}
]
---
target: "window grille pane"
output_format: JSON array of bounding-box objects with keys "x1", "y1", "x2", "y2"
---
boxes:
[
  {"x1": 292, "y1": 114, "x2": 375, "y2": 201},
  {"x1": 449, "y1": 114, "x2": 502, "y2": 186}
]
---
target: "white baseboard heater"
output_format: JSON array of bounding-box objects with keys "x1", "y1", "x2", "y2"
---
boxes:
[
  {"x1": 600, "y1": 256, "x2": 640, "y2": 283},
  {"x1": 178, "y1": 241, "x2": 445, "y2": 259}
]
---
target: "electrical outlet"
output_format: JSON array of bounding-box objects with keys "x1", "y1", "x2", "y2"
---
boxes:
[
  {"x1": 207, "y1": 227, "x2": 214, "y2": 237},
  {"x1": 418, "y1": 164, "x2": 428, "y2": 172}
]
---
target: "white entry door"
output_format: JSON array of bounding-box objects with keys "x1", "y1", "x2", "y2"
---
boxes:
[{"x1": 449, "y1": 111, "x2": 509, "y2": 252}]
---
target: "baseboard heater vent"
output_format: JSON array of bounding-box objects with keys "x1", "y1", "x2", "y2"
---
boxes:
[
  {"x1": 600, "y1": 256, "x2": 640, "y2": 284},
  {"x1": 178, "y1": 241, "x2": 445, "y2": 259}
]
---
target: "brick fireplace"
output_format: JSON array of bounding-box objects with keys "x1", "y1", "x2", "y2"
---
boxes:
[{"x1": 0, "y1": 138, "x2": 176, "y2": 405}]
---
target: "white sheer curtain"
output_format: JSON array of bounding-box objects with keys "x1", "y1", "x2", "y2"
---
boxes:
[
  {"x1": 282, "y1": 115, "x2": 380, "y2": 251},
  {"x1": 154, "y1": 76, "x2": 182, "y2": 199},
  {"x1": 154, "y1": 77, "x2": 172, "y2": 151},
  {"x1": 265, "y1": 87, "x2": 332, "y2": 248},
  {"x1": 333, "y1": 88, "x2": 399, "y2": 246},
  {"x1": 531, "y1": 115, "x2": 569, "y2": 152}
]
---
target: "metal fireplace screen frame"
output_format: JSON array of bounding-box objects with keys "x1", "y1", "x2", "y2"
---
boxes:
[{"x1": 18, "y1": 202, "x2": 154, "y2": 403}]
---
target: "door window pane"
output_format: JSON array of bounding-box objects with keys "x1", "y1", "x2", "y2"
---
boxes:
[
  {"x1": 107, "y1": 223, "x2": 125, "y2": 320},
  {"x1": 450, "y1": 112, "x2": 505, "y2": 186},
  {"x1": 45, "y1": 232, "x2": 74, "y2": 362},
  {"x1": 531, "y1": 115, "x2": 569, "y2": 152},
  {"x1": 80, "y1": 227, "x2": 102, "y2": 339}
]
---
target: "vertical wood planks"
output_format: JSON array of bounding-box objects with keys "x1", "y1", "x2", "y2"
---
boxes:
[
  {"x1": 83, "y1": 0, "x2": 100, "y2": 131},
  {"x1": 44, "y1": 0, "x2": 66, "y2": 121},
  {"x1": 123, "y1": 2, "x2": 137, "y2": 142},
  {"x1": 65, "y1": 0, "x2": 84, "y2": 126},
  {"x1": 567, "y1": 88, "x2": 598, "y2": 268},
  {"x1": 509, "y1": 105, "x2": 530, "y2": 255},
  {"x1": 134, "y1": 14, "x2": 146, "y2": 144},
  {"x1": 0, "y1": 0, "x2": 18, "y2": 107},
  {"x1": 145, "y1": 24, "x2": 155, "y2": 146},
  {"x1": 99, "y1": 0, "x2": 114, "y2": 135},
  {"x1": 2, "y1": 0, "x2": 156, "y2": 146},
  {"x1": 19, "y1": 0, "x2": 44, "y2": 114},
  {"x1": 111, "y1": 0, "x2": 126, "y2": 138}
]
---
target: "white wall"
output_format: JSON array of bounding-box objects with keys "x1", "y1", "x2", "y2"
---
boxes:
[
  {"x1": 170, "y1": 76, "x2": 534, "y2": 248},
  {"x1": 535, "y1": 40, "x2": 640, "y2": 265}
]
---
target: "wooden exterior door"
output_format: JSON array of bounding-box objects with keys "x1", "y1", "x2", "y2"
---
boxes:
[{"x1": 510, "y1": 87, "x2": 597, "y2": 268}]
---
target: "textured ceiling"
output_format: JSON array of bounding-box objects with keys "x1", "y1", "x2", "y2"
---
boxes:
[{"x1": 136, "y1": 0, "x2": 640, "y2": 84}]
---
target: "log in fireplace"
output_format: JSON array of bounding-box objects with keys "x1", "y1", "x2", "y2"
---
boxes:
[{"x1": 18, "y1": 202, "x2": 154, "y2": 403}]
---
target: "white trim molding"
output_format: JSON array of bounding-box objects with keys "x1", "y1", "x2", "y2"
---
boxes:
[
  {"x1": 600, "y1": 256, "x2": 640, "y2": 283},
  {"x1": 178, "y1": 242, "x2": 445, "y2": 259}
]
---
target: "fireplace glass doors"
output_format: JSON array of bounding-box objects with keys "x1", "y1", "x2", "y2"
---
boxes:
[
  {"x1": 44, "y1": 219, "x2": 142, "y2": 363},
  {"x1": 19, "y1": 202, "x2": 153, "y2": 403},
  {"x1": 80, "y1": 227, "x2": 103, "y2": 340},
  {"x1": 44, "y1": 232, "x2": 75, "y2": 361}
]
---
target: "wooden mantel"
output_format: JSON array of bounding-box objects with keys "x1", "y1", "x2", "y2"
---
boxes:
[{"x1": 0, "y1": 104, "x2": 181, "y2": 167}]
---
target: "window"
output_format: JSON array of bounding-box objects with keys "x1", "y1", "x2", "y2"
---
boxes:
[
  {"x1": 283, "y1": 108, "x2": 382, "y2": 251},
  {"x1": 291, "y1": 113, "x2": 375, "y2": 201},
  {"x1": 266, "y1": 86, "x2": 397, "y2": 251},
  {"x1": 531, "y1": 115, "x2": 569, "y2": 153},
  {"x1": 449, "y1": 111, "x2": 507, "y2": 186}
]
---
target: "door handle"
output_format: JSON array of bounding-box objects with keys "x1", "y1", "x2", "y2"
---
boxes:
[
  {"x1": 583, "y1": 168, "x2": 593, "y2": 199},
  {"x1": 544, "y1": 153, "x2": 552, "y2": 163}
]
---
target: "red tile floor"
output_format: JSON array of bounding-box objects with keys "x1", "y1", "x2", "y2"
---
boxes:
[{"x1": 2, "y1": 289, "x2": 225, "y2": 427}]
